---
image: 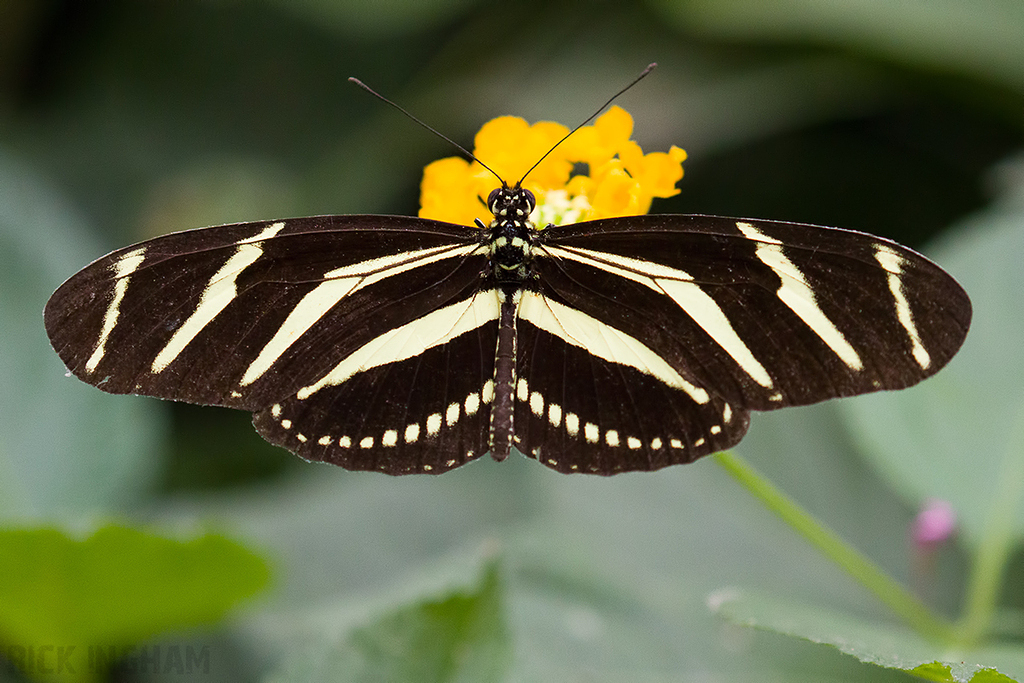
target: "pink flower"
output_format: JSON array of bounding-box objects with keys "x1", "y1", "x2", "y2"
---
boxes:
[{"x1": 913, "y1": 499, "x2": 957, "y2": 547}]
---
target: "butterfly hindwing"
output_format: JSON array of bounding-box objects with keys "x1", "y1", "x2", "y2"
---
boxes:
[
  {"x1": 513, "y1": 298, "x2": 750, "y2": 474},
  {"x1": 253, "y1": 298, "x2": 499, "y2": 474}
]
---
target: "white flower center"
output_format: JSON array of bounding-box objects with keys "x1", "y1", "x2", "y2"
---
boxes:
[{"x1": 531, "y1": 189, "x2": 592, "y2": 228}]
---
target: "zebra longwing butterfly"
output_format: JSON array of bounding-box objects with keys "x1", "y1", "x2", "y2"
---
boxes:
[{"x1": 44, "y1": 106, "x2": 971, "y2": 476}]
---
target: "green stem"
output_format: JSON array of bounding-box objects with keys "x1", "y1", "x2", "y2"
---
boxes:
[
  {"x1": 715, "y1": 450, "x2": 955, "y2": 643},
  {"x1": 957, "y1": 404, "x2": 1024, "y2": 646}
]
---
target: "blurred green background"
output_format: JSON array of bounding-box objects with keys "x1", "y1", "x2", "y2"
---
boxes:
[{"x1": 2, "y1": 0, "x2": 1024, "y2": 681}]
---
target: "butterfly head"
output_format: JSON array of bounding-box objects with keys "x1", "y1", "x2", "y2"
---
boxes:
[{"x1": 487, "y1": 186, "x2": 536, "y2": 222}]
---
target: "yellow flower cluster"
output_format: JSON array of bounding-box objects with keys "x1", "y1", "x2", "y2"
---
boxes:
[{"x1": 419, "y1": 106, "x2": 687, "y2": 228}]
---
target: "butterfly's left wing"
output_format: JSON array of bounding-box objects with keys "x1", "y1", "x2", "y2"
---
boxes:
[
  {"x1": 512, "y1": 214, "x2": 970, "y2": 474},
  {"x1": 44, "y1": 215, "x2": 497, "y2": 474}
]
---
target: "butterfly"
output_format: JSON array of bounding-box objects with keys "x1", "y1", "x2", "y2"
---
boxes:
[{"x1": 44, "y1": 72, "x2": 971, "y2": 476}]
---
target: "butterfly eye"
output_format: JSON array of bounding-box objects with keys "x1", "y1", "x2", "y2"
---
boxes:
[
  {"x1": 521, "y1": 189, "x2": 536, "y2": 214},
  {"x1": 487, "y1": 188, "x2": 502, "y2": 212}
]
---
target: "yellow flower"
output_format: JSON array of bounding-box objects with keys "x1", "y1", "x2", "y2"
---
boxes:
[{"x1": 419, "y1": 106, "x2": 687, "y2": 228}]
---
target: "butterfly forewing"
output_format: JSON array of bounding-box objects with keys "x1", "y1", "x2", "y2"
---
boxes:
[
  {"x1": 537, "y1": 214, "x2": 971, "y2": 411},
  {"x1": 44, "y1": 216, "x2": 485, "y2": 410}
]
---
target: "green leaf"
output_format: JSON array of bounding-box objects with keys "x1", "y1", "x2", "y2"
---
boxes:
[
  {"x1": 0, "y1": 525, "x2": 270, "y2": 679},
  {"x1": 267, "y1": 559, "x2": 510, "y2": 683},
  {"x1": 652, "y1": 0, "x2": 1024, "y2": 91},
  {"x1": 229, "y1": 457, "x2": 917, "y2": 682},
  {"x1": 912, "y1": 661, "x2": 1018, "y2": 683},
  {"x1": 710, "y1": 587, "x2": 1024, "y2": 681}
]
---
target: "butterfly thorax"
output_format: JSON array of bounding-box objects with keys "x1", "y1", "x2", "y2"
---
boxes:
[{"x1": 485, "y1": 186, "x2": 537, "y2": 284}]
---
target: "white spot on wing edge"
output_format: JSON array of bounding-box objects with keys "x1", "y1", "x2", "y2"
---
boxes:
[
  {"x1": 404, "y1": 423, "x2": 420, "y2": 443},
  {"x1": 548, "y1": 403, "x2": 562, "y2": 427},
  {"x1": 152, "y1": 222, "x2": 287, "y2": 373},
  {"x1": 426, "y1": 413, "x2": 442, "y2": 436},
  {"x1": 516, "y1": 378, "x2": 529, "y2": 401},
  {"x1": 446, "y1": 402, "x2": 460, "y2": 426},
  {"x1": 465, "y1": 392, "x2": 480, "y2": 415},
  {"x1": 737, "y1": 221, "x2": 863, "y2": 372},
  {"x1": 86, "y1": 247, "x2": 147, "y2": 372},
  {"x1": 876, "y1": 245, "x2": 931, "y2": 369},
  {"x1": 565, "y1": 412, "x2": 579, "y2": 437},
  {"x1": 529, "y1": 391, "x2": 544, "y2": 417}
]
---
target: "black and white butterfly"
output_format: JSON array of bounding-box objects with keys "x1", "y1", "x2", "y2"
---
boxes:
[
  {"x1": 44, "y1": 63, "x2": 970, "y2": 476},
  {"x1": 44, "y1": 172, "x2": 970, "y2": 475}
]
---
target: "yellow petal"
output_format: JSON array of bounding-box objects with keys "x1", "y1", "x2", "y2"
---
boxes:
[
  {"x1": 419, "y1": 157, "x2": 489, "y2": 225},
  {"x1": 637, "y1": 145, "x2": 688, "y2": 198},
  {"x1": 561, "y1": 125, "x2": 607, "y2": 168},
  {"x1": 474, "y1": 116, "x2": 570, "y2": 186},
  {"x1": 419, "y1": 106, "x2": 686, "y2": 226},
  {"x1": 565, "y1": 174, "x2": 593, "y2": 199},
  {"x1": 617, "y1": 140, "x2": 645, "y2": 175},
  {"x1": 562, "y1": 107, "x2": 634, "y2": 168},
  {"x1": 591, "y1": 165, "x2": 645, "y2": 218},
  {"x1": 594, "y1": 106, "x2": 634, "y2": 148}
]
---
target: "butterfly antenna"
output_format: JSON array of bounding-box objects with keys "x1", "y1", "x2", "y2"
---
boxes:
[
  {"x1": 516, "y1": 63, "x2": 657, "y2": 188},
  {"x1": 348, "y1": 77, "x2": 508, "y2": 187}
]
